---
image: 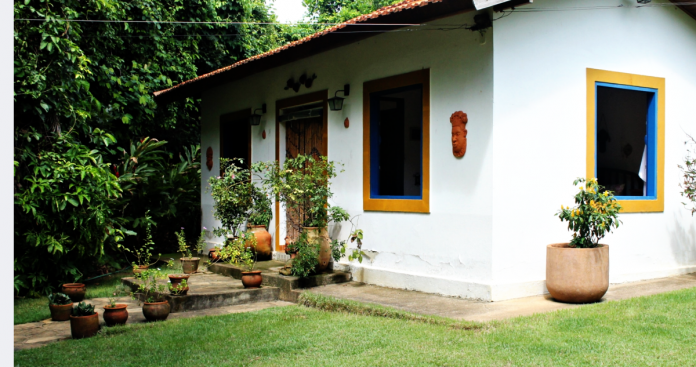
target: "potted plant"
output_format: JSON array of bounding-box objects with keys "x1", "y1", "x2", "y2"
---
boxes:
[
  {"x1": 548, "y1": 177, "x2": 621, "y2": 303},
  {"x1": 70, "y1": 302, "x2": 99, "y2": 339},
  {"x1": 256, "y1": 155, "x2": 352, "y2": 276},
  {"x1": 48, "y1": 293, "x2": 73, "y2": 321},
  {"x1": 208, "y1": 158, "x2": 255, "y2": 246},
  {"x1": 61, "y1": 283, "x2": 86, "y2": 302},
  {"x1": 121, "y1": 215, "x2": 160, "y2": 274},
  {"x1": 103, "y1": 285, "x2": 130, "y2": 327},
  {"x1": 219, "y1": 235, "x2": 261, "y2": 288},
  {"x1": 133, "y1": 267, "x2": 170, "y2": 321},
  {"x1": 177, "y1": 227, "x2": 201, "y2": 274}
]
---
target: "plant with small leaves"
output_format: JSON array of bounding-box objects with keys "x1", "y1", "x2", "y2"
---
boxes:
[
  {"x1": 71, "y1": 302, "x2": 95, "y2": 317},
  {"x1": 48, "y1": 293, "x2": 72, "y2": 306},
  {"x1": 124, "y1": 212, "x2": 160, "y2": 269},
  {"x1": 196, "y1": 227, "x2": 207, "y2": 255},
  {"x1": 679, "y1": 135, "x2": 696, "y2": 215},
  {"x1": 248, "y1": 187, "x2": 273, "y2": 227},
  {"x1": 133, "y1": 267, "x2": 168, "y2": 303},
  {"x1": 292, "y1": 231, "x2": 320, "y2": 278},
  {"x1": 176, "y1": 227, "x2": 192, "y2": 259},
  {"x1": 556, "y1": 178, "x2": 622, "y2": 248},
  {"x1": 107, "y1": 285, "x2": 130, "y2": 308},
  {"x1": 347, "y1": 229, "x2": 366, "y2": 263},
  {"x1": 208, "y1": 158, "x2": 255, "y2": 238},
  {"x1": 169, "y1": 278, "x2": 188, "y2": 296}
]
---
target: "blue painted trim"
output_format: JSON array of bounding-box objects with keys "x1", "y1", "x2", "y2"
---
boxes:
[{"x1": 595, "y1": 82, "x2": 658, "y2": 201}]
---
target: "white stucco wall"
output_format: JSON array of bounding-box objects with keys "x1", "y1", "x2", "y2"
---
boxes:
[
  {"x1": 491, "y1": 0, "x2": 696, "y2": 300},
  {"x1": 201, "y1": 11, "x2": 497, "y2": 299}
]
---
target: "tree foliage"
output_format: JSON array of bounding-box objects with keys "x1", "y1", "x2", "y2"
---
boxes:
[
  {"x1": 14, "y1": 0, "x2": 284, "y2": 296},
  {"x1": 302, "y1": 0, "x2": 402, "y2": 24}
]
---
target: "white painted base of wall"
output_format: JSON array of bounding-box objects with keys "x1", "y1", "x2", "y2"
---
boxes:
[{"x1": 337, "y1": 262, "x2": 696, "y2": 302}]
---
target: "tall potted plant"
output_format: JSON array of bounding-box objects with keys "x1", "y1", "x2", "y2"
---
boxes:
[
  {"x1": 121, "y1": 214, "x2": 160, "y2": 274},
  {"x1": 133, "y1": 267, "x2": 170, "y2": 321},
  {"x1": 548, "y1": 177, "x2": 622, "y2": 303},
  {"x1": 176, "y1": 228, "x2": 201, "y2": 274},
  {"x1": 256, "y1": 155, "x2": 351, "y2": 276},
  {"x1": 208, "y1": 158, "x2": 255, "y2": 242}
]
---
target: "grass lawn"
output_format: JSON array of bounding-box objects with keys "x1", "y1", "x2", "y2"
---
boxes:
[{"x1": 14, "y1": 286, "x2": 696, "y2": 366}]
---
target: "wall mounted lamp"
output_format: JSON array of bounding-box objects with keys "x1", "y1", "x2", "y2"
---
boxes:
[
  {"x1": 328, "y1": 84, "x2": 350, "y2": 111},
  {"x1": 249, "y1": 104, "x2": 266, "y2": 126}
]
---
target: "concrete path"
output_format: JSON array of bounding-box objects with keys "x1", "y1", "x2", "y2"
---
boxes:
[
  {"x1": 14, "y1": 297, "x2": 293, "y2": 351},
  {"x1": 306, "y1": 273, "x2": 696, "y2": 322}
]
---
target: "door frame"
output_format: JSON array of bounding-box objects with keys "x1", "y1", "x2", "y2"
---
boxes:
[{"x1": 274, "y1": 90, "x2": 329, "y2": 251}]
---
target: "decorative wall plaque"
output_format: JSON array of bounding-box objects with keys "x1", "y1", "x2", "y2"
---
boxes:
[
  {"x1": 344, "y1": 117, "x2": 349, "y2": 128},
  {"x1": 450, "y1": 111, "x2": 468, "y2": 158},
  {"x1": 206, "y1": 147, "x2": 213, "y2": 171}
]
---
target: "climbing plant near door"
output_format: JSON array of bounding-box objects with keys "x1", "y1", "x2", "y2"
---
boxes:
[{"x1": 556, "y1": 178, "x2": 622, "y2": 248}]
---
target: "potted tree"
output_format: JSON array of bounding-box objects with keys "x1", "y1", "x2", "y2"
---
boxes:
[
  {"x1": 70, "y1": 302, "x2": 99, "y2": 339},
  {"x1": 121, "y1": 215, "x2": 160, "y2": 275},
  {"x1": 548, "y1": 177, "x2": 621, "y2": 303},
  {"x1": 103, "y1": 285, "x2": 130, "y2": 327},
  {"x1": 221, "y1": 235, "x2": 261, "y2": 288},
  {"x1": 133, "y1": 267, "x2": 170, "y2": 321},
  {"x1": 48, "y1": 293, "x2": 73, "y2": 321},
  {"x1": 176, "y1": 228, "x2": 201, "y2": 274},
  {"x1": 208, "y1": 158, "x2": 255, "y2": 250},
  {"x1": 257, "y1": 155, "x2": 353, "y2": 277}
]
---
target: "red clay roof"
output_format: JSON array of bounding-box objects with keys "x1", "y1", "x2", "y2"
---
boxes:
[{"x1": 154, "y1": 0, "x2": 474, "y2": 101}]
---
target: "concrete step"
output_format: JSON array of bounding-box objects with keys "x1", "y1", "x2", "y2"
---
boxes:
[
  {"x1": 208, "y1": 261, "x2": 352, "y2": 302},
  {"x1": 122, "y1": 273, "x2": 280, "y2": 313}
]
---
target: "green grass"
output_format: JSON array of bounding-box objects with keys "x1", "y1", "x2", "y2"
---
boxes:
[{"x1": 14, "y1": 286, "x2": 696, "y2": 366}]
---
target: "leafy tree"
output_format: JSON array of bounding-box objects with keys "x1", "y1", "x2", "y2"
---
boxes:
[
  {"x1": 302, "y1": 0, "x2": 402, "y2": 24},
  {"x1": 14, "y1": 0, "x2": 284, "y2": 296}
]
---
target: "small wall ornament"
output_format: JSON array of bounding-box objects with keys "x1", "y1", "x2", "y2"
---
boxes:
[
  {"x1": 284, "y1": 73, "x2": 317, "y2": 93},
  {"x1": 344, "y1": 118, "x2": 349, "y2": 128},
  {"x1": 206, "y1": 147, "x2": 213, "y2": 171},
  {"x1": 450, "y1": 111, "x2": 468, "y2": 158}
]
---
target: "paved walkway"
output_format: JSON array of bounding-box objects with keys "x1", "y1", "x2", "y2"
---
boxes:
[
  {"x1": 306, "y1": 273, "x2": 696, "y2": 322},
  {"x1": 14, "y1": 298, "x2": 293, "y2": 351}
]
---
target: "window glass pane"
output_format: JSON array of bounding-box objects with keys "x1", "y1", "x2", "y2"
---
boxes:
[
  {"x1": 370, "y1": 84, "x2": 422, "y2": 198},
  {"x1": 596, "y1": 86, "x2": 652, "y2": 197}
]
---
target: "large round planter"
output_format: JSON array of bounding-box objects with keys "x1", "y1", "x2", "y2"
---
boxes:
[
  {"x1": 247, "y1": 225, "x2": 273, "y2": 259},
  {"x1": 304, "y1": 227, "x2": 331, "y2": 272},
  {"x1": 49, "y1": 303, "x2": 74, "y2": 321},
  {"x1": 133, "y1": 265, "x2": 149, "y2": 275},
  {"x1": 69, "y1": 312, "x2": 99, "y2": 339},
  {"x1": 142, "y1": 301, "x2": 170, "y2": 322},
  {"x1": 241, "y1": 271, "x2": 263, "y2": 288},
  {"x1": 546, "y1": 243, "x2": 609, "y2": 303},
  {"x1": 168, "y1": 274, "x2": 190, "y2": 295},
  {"x1": 180, "y1": 258, "x2": 200, "y2": 274},
  {"x1": 103, "y1": 304, "x2": 128, "y2": 327},
  {"x1": 61, "y1": 283, "x2": 86, "y2": 302}
]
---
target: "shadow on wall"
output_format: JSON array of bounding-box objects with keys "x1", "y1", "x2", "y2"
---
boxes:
[{"x1": 668, "y1": 211, "x2": 696, "y2": 266}]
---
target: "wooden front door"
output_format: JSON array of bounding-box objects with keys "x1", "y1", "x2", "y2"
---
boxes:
[{"x1": 285, "y1": 116, "x2": 326, "y2": 241}]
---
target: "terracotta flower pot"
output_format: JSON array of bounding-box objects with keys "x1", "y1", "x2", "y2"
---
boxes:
[
  {"x1": 304, "y1": 227, "x2": 331, "y2": 272},
  {"x1": 69, "y1": 312, "x2": 99, "y2": 339},
  {"x1": 168, "y1": 274, "x2": 190, "y2": 295},
  {"x1": 546, "y1": 243, "x2": 609, "y2": 303},
  {"x1": 49, "y1": 303, "x2": 73, "y2": 321},
  {"x1": 209, "y1": 248, "x2": 221, "y2": 261},
  {"x1": 61, "y1": 283, "x2": 86, "y2": 302},
  {"x1": 142, "y1": 301, "x2": 170, "y2": 322},
  {"x1": 133, "y1": 265, "x2": 149, "y2": 275},
  {"x1": 247, "y1": 225, "x2": 273, "y2": 259},
  {"x1": 103, "y1": 304, "x2": 128, "y2": 327},
  {"x1": 180, "y1": 258, "x2": 200, "y2": 274},
  {"x1": 241, "y1": 271, "x2": 263, "y2": 288}
]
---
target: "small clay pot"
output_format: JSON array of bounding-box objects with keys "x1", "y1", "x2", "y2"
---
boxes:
[
  {"x1": 180, "y1": 258, "x2": 200, "y2": 274},
  {"x1": 241, "y1": 271, "x2": 263, "y2": 288},
  {"x1": 142, "y1": 301, "x2": 170, "y2": 322},
  {"x1": 69, "y1": 312, "x2": 99, "y2": 339},
  {"x1": 103, "y1": 304, "x2": 128, "y2": 327},
  {"x1": 49, "y1": 303, "x2": 73, "y2": 321},
  {"x1": 168, "y1": 274, "x2": 190, "y2": 295},
  {"x1": 209, "y1": 249, "x2": 221, "y2": 261},
  {"x1": 133, "y1": 265, "x2": 149, "y2": 275},
  {"x1": 61, "y1": 283, "x2": 86, "y2": 302}
]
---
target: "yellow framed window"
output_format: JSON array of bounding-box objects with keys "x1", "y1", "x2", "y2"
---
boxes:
[{"x1": 586, "y1": 68, "x2": 665, "y2": 213}]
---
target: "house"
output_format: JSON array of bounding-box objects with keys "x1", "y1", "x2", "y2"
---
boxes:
[{"x1": 154, "y1": 0, "x2": 696, "y2": 301}]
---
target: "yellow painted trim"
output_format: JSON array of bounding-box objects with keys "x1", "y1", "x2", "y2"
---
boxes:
[
  {"x1": 363, "y1": 69, "x2": 430, "y2": 213},
  {"x1": 586, "y1": 68, "x2": 665, "y2": 213}
]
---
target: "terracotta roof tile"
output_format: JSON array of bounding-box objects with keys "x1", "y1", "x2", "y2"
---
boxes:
[{"x1": 154, "y1": 0, "x2": 444, "y2": 98}]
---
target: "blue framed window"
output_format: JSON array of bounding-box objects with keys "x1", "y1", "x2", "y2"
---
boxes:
[
  {"x1": 595, "y1": 82, "x2": 657, "y2": 200},
  {"x1": 369, "y1": 84, "x2": 423, "y2": 200}
]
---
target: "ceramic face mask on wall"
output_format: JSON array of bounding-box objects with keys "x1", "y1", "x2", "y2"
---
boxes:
[{"x1": 450, "y1": 111, "x2": 468, "y2": 158}]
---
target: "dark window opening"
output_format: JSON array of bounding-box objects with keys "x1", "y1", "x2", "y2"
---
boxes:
[
  {"x1": 596, "y1": 85, "x2": 655, "y2": 197},
  {"x1": 220, "y1": 115, "x2": 251, "y2": 172},
  {"x1": 370, "y1": 84, "x2": 423, "y2": 199}
]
